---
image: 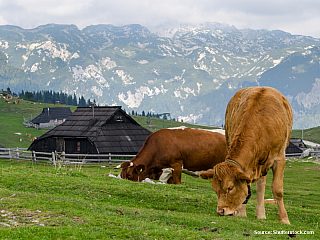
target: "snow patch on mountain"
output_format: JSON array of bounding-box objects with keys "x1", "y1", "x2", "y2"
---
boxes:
[
  {"x1": 118, "y1": 85, "x2": 168, "y2": 108},
  {"x1": 30, "y1": 62, "x2": 40, "y2": 72},
  {"x1": 194, "y1": 61, "x2": 211, "y2": 74},
  {"x1": 91, "y1": 86, "x2": 103, "y2": 97},
  {"x1": 115, "y1": 70, "x2": 135, "y2": 85},
  {"x1": 72, "y1": 64, "x2": 109, "y2": 87},
  {"x1": 99, "y1": 57, "x2": 117, "y2": 70},
  {"x1": 0, "y1": 40, "x2": 9, "y2": 49},
  {"x1": 137, "y1": 60, "x2": 149, "y2": 64},
  {"x1": 36, "y1": 41, "x2": 72, "y2": 61}
]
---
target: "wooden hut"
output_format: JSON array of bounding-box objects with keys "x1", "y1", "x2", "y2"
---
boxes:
[
  {"x1": 31, "y1": 107, "x2": 72, "y2": 129},
  {"x1": 28, "y1": 106, "x2": 152, "y2": 155},
  {"x1": 285, "y1": 138, "x2": 308, "y2": 156}
]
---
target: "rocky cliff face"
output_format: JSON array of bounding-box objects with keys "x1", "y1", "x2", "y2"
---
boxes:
[{"x1": 0, "y1": 22, "x2": 319, "y2": 129}]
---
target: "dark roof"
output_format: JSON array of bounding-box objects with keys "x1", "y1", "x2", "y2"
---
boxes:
[
  {"x1": 31, "y1": 107, "x2": 72, "y2": 124},
  {"x1": 286, "y1": 138, "x2": 308, "y2": 154},
  {"x1": 29, "y1": 106, "x2": 152, "y2": 154},
  {"x1": 290, "y1": 138, "x2": 307, "y2": 149},
  {"x1": 0, "y1": 143, "x2": 4, "y2": 148}
]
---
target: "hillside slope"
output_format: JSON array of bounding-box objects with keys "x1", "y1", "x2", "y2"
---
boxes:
[{"x1": 0, "y1": 97, "x2": 218, "y2": 148}]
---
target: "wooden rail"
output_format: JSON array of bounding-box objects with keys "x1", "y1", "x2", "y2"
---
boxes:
[
  {"x1": 1, "y1": 147, "x2": 318, "y2": 165},
  {"x1": 0, "y1": 148, "x2": 134, "y2": 166}
]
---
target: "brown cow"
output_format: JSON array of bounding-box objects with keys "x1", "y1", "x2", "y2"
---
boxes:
[
  {"x1": 121, "y1": 128, "x2": 227, "y2": 184},
  {"x1": 200, "y1": 87, "x2": 293, "y2": 224}
]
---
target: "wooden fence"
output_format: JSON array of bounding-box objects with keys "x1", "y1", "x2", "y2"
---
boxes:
[
  {"x1": 1, "y1": 147, "x2": 320, "y2": 166},
  {"x1": 0, "y1": 148, "x2": 134, "y2": 166}
]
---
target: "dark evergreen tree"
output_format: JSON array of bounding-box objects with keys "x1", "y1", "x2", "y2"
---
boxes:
[
  {"x1": 73, "y1": 93, "x2": 77, "y2": 106},
  {"x1": 79, "y1": 96, "x2": 86, "y2": 106}
]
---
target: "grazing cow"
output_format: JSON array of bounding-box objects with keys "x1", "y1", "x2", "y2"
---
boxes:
[
  {"x1": 200, "y1": 87, "x2": 293, "y2": 224},
  {"x1": 121, "y1": 128, "x2": 227, "y2": 184}
]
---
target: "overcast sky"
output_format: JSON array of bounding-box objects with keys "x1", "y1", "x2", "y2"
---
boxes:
[{"x1": 0, "y1": 0, "x2": 320, "y2": 38}]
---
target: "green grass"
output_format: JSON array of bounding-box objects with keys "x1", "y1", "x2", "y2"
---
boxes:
[
  {"x1": 0, "y1": 97, "x2": 77, "y2": 148},
  {"x1": 291, "y1": 127, "x2": 320, "y2": 144},
  {"x1": 0, "y1": 158, "x2": 319, "y2": 239}
]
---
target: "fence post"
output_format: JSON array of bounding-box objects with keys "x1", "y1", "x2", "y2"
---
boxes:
[
  {"x1": 109, "y1": 153, "x2": 112, "y2": 166},
  {"x1": 32, "y1": 151, "x2": 37, "y2": 164},
  {"x1": 16, "y1": 147, "x2": 20, "y2": 162},
  {"x1": 52, "y1": 151, "x2": 56, "y2": 166},
  {"x1": 9, "y1": 148, "x2": 12, "y2": 161},
  {"x1": 61, "y1": 151, "x2": 65, "y2": 166}
]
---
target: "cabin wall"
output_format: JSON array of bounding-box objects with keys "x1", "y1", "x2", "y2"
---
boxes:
[
  {"x1": 64, "y1": 138, "x2": 97, "y2": 154},
  {"x1": 29, "y1": 137, "x2": 57, "y2": 152},
  {"x1": 30, "y1": 137, "x2": 97, "y2": 154}
]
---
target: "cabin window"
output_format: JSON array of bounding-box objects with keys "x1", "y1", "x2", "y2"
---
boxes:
[
  {"x1": 76, "y1": 141, "x2": 81, "y2": 152},
  {"x1": 114, "y1": 114, "x2": 123, "y2": 122}
]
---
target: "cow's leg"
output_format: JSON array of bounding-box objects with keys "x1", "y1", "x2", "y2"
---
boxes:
[
  {"x1": 237, "y1": 204, "x2": 247, "y2": 217},
  {"x1": 255, "y1": 175, "x2": 267, "y2": 219},
  {"x1": 271, "y1": 158, "x2": 290, "y2": 224},
  {"x1": 159, "y1": 168, "x2": 173, "y2": 183},
  {"x1": 171, "y1": 162, "x2": 183, "y2": 184}
]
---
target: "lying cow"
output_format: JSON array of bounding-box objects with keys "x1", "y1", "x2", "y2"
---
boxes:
[
  {"x1": 200, "y1": 87, "x2": 293, "y2": 224},
  {"x1": 121, "y1": 128, "x2": 227, "y2": 184}
]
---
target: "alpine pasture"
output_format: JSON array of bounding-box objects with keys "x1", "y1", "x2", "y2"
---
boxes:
[{"x1": 0, "y1": 97, "x2": 319, "y2": 239}]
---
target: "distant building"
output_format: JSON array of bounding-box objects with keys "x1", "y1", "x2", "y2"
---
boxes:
[
  {"x1": 31, "y1": 107, "x2": 72, "y2": 129},
  {"x1": 285, "y1": 138, "x2": 308, "y2": 156},
  {"x1": 28, "y1": 106, "x2": 152, "y2": 155}
]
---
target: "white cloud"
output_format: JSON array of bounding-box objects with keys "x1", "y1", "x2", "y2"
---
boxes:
[{"x1": 0, "y1": 0, "x2": 320, "y2": 37}]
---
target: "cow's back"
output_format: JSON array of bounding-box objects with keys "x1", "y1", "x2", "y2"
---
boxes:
[
  {"x1": 150, "y1": 128, "x2": 227, "y2": 171},
  {"x1": 225, "y1": 87, "x2": 293, "y2": 161}
]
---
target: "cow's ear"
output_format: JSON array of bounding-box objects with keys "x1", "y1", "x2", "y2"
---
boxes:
[
  {"x1": 199, "y1": 170, "x2": 214, "y2": 181},
  {"x1": 136, "y1": 165, "x2": 145, "y2": 173},
  {"x1": 236, "y1": 172, "x2": 252, "y2": 184},
  {"x1": 121, "y1": 161, "x2": 130, "y2": 169}
]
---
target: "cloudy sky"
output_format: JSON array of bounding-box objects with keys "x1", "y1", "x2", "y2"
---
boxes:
[{"x1": 0, "y1": 0, "x2": 320, "y2": 38}]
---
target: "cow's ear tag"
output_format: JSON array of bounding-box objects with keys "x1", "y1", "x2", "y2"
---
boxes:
[{"x1": 140, "y1": 168, "x2": 143, "y2": 172}]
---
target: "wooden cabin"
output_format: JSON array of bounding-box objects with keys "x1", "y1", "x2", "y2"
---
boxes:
[
  {"x1": 31, "y1": 107, "x2": 72, "y2": 129},
  {"x1": 28, "y1": 106, "x2": 152, "y2": 155},
  {"x1": 285, "y1": 138, "x2": 308, "y2": 156}
]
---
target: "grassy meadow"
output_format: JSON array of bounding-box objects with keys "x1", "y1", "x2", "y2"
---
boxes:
[
  {"x1": 1, "y1": 96, "x2": 320, "y2": 239},
  {"x1": 0, "y1": 158, "x2": 319, "y2": 239},
  {"x1": 0, "y1": 97, "x2": 77, "y2": 148}
]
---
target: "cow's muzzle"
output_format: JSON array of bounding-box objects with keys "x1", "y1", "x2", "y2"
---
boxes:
[{"x1": 217, "y1": 208, "x2": 236, "y2": 216}]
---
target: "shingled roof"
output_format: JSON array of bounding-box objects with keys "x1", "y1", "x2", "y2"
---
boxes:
[
  {"x1": 29, "y1": 106, "x2": 152, "y2": 154},
  {"x1": 31, "y1": 107, "x2": 72, "y2": 124}
]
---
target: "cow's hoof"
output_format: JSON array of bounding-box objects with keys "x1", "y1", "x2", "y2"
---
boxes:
[
  {"x1": 280, "y1": 218, "x2": 290, "y2": 225},
  {"x1": 237, "y1": 212, "x2": 247, "y2": 217},
  {"x1": 255, "y1": 214, "x2": 266, "y2": 219}
]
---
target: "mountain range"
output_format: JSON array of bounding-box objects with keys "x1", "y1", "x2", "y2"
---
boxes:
[{"x1": 0, "y1": 22, "x2": 320, "y2": 129}]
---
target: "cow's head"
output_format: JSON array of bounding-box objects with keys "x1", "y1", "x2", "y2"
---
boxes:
[
  {"x1": 200, "y1": 162, "x2": 251, "y2": 216},
  {"x1": 120, "y1": 161, "x2": 146, "y2": 182}
]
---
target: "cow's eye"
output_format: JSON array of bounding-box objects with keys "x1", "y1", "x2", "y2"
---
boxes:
[{"x1": 227, "y1": 186, "x2": 234, "y2": 193}]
